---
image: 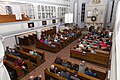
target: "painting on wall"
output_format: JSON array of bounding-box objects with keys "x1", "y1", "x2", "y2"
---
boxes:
[
  {"x1": 42, "y1": 21, "x2": 47, "y2": 25},
  {"x1": 28, "y1": 22, "x2": 34, "y2": 28}
]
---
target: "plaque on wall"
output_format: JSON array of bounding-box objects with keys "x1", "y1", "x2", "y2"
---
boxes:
[
  {"x1": 28, "y1": 22, "x2": 34, "y2": 28},
  {"x1": 42, "y1": 21, "x2": 47, "y2": 25},
  {"x1": 52, "y1": 19, "x2": 56, "y2": 24}
]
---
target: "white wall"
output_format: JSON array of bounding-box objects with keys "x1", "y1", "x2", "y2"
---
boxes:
[
  {"x1": 3, "y1": 36, "x2": 16, "y2": 49},
  {"x1": 0, "y1": 24, "x2": 23, "y2": 34},
  {"x1": 70, "y1": 0, "x2": 110, "y2": 28},
  {"x1": 0, "y1": 4, "x2": 22, "y2": 15}
]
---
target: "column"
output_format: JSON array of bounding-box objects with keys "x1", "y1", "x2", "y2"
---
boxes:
[{"x1": 36, "y1": 30, "x2": 41, "y2": 40}]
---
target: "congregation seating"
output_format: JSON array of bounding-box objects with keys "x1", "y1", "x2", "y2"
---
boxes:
[
  {"x1": 70, "y1": 49, "x2": 109, "y2": 66},
  {"x1": 4, "y1": 45, "x2": 45, "y2": 80},
  {"x1": 36, "y1": 40, "x2": 62, "y2": 53},
  {"x1": 16, "y1": 49, "x2": 41, "y2": 66},
  {"x1": 21, "y1": 46, "x2": 46, "y2": 63},
  {"x1": 6, "y1": 54, "x2": 35, "y2": 72},
  {"x1": 44, "y1": 63, "x2": 107, "y2": 80},
  {"x1": 54, "y1": 57, "x2": 107, "y2": 80},
  {"x1": 44, "y1": 69, "x2": 67, "y2": 80},
  {"x1": 36, "y1": 27, "x2": 81, "y2": 53},
  {"x1": 53, "y1": 63, "x2": 103, "y2": 80},
  {"x1": 70, "y1": 31, "x2": 112, "y2": 67},
  {"x1": 4, "y1": 59, "x2": 25, "y2": 80}
]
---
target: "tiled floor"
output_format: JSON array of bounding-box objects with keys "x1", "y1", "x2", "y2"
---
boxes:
[{"x1": 21, "y1": 37, "x2": 108, "y2": 80}]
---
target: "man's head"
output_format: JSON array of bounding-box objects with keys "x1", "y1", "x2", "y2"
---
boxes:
[{"x1": 50, "y1": 64, "x2": 55, "y2": 70}]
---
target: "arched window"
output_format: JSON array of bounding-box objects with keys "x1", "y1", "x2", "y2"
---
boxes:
[{"x1": 81, "y1": 3, "x2": 86, "y2": 22}]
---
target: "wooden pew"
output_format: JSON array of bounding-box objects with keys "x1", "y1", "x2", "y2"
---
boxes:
[
  {"x1": 4, "y1": 59, "x2": 25, "y2": 80},
  {"x1": 44, "y1": 69, "x2": 67, "y2": 80},
  {"x1": 80, "y1": 46, "x2": 110, "y2": 57},
  {"x1": 23, "y1": 36, "x2": 34, "y2": 46},
  {"x1": 36, "y1": 41, "x2": 61, "y2": 53},
  {"x1": 6, "y1": 54, "x2": 35, "y2": 72},
  {"x1": 53, "y1": 63, "x2": 100, "y2": 80},
  {"x1": 21, "y1": 46, "x2": 45, "y2": 63},
  {"x1": 70, "y1": 49, "x2": 109, "y2": 66},
  {"x1": 61, "y1": 60, "x2": 107, "y2": 80},
  {"x1": 16, "y1": 50, "x2": 41, "y2": 66},
  {"x1": 54, "y1": 59, "x2": 107, "y2": 80}
]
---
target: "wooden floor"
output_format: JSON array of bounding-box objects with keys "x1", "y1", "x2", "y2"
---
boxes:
[{"x1": 21, "y1": 37, "x2": 107, "y2": 80}]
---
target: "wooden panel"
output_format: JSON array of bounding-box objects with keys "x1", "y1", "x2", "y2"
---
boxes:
[{"x1": 0, "y1": 14, "x2": 30, "y2": 23}]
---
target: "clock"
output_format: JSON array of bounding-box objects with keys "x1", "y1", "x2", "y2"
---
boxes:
[{"x1": 91, "y1": 16, "x2": 97, "y2": 21}]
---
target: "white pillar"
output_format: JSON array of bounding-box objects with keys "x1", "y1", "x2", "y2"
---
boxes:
[
  {"x1": 56, "y1": 25, "x2": 59, "y2": 33},
  {"x1": 0, "y1": 40, "x2": 11, "y2": 80},
  {"x1": 36, "y1": 30, "x2": 41, "y2": 40}
]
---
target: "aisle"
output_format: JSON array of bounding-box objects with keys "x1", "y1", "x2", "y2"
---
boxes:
[{"x1": 21, "y1": 37, "x2": 107, "y2": 80}]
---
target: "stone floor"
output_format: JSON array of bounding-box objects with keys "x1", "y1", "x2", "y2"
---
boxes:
[{"x1": 21, "y1": 37, "x2": 107, "y2": 80}]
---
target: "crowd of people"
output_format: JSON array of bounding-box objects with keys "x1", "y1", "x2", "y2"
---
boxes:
[
  {"x1": 51, "y1": 56, "x2": 96, "y2": 79},
  {"x1": 39, "y1": 27, "x2": 80, "y2": 48},
  {"x1": 74, "y1": 30, "x2": 112, "y2": 55}
]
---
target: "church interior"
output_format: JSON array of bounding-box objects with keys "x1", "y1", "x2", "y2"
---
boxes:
[{"x1": 0, "y1": 0, "x2": 119, "y2": 80}]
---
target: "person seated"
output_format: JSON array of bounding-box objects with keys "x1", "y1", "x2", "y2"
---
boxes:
[
  {"x1": 104, "y1": 46, "x2": 110, "y2": 51},
  {"x1": 91, "y1": 49, "x2": 96, "y2": 54},
  {"x1": 70, "y1": 71, "x2": 80, "y2": 80},
  {"x1": 57, "y1": 39, "x2": 61, "y2": 43},
  {"x1": 50, "y1": 65, "x2": 58, "y2": 74},
  {"x1": 101, "y1": 43, "x2": 107, "y2": 48},
  {"x1": 107, "y1": 40, "x2": 112, "y2": 45},
  {"x1": 14, "y1": 57, "x2": 28, "y2": 74},
  {"x1": 79, "y1": 43, "x2": 84, "y2": 48},
  {"x1": 39, "y1": 39, "x2": 44, "y2": 43},
  {"x1": 72, "y1": 32, "x2": 75, "y2": 36},
  {"x1": 82, "y1": 51, "x2": 86, "y2": 55},
  {"x1": 85, "y1": 68, "x2": 96, "y2": 77},
  {"x1": 60, "y1": 68, "x2": 70, "y2": 79},
  {"x1": 68, "y1": 62, "x2": 76, "y2": 70},
  {"x1": 62, "y1": 59, "x2": 68, "y2": 68},
  {"x1": 48, "y1": 40, "x2": 52, "y2": 45},
  {"x1": 33, "y1": 74, "x2": 42, "y2": 80},
  {"x1": 60, "y1": 35, "x2": 63, "y2": 39},
  {"x1": 86, "y1": 43, "x2": 91, "y2": 49},
  {"x1": 79, "y1": 61, "x2": 87, "y2": 73},
  {"x1": 5, "y1": 46, "x2": 12, "y2": 54},
  {"x1": 33, "y1": 50, "x2": 38, "y2": 56},
  {"x1": 29, "y1": 50, "x2": 34, "y2": 55},
  {"x1": 68, "y1": 33, "x2": 72, "y2": 37},
  {"x1": 54, "y1": 39, "x2": 58, "y2": 42},
  {"x1": 76, "y1": 45, "x2": 82, "y2": 51},
  {"x1": 82, "y1": 40, "x2": 87, "y2": 44},
  {"x1": 54, "y1": 56, "x2": 63, "y2": 65},
  {"x1": 85, "y1": 47, "x2": 90, "y2": 52},
  {"x1": 44, "y1": 39, "x2": 48, "y2": 44},
  {"x1": 5, "y1": 46, "x2": 20, "y2": 56}
]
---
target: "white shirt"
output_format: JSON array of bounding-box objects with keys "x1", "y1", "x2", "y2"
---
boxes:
[{"x1": 79, "y1": 44, "x2": 84, "y2": 47}]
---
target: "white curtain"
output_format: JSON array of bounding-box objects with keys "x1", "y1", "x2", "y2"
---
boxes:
[{"x1": 0, "y1": 40, "x2": 11, "y2": 80}]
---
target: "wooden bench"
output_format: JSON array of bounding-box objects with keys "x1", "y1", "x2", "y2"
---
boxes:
[
  {"x1": 36, "y1": 41, "x2": 61, "y2": 53},
  {"x1": 21, "y1": 46, "x2": 45, "y2": 63},
  {"x1": 16, "y1": 50, "x2": 41, "y2": 66},
  {"x1": 44, "y1": 69, "x2": 67, "y2": 80},
  {"x1": 6, "y1": 54, "x2": 35, "y2": 72},
  {"x1": 70, "y1": 49, "x2": 109, "y2": 66},
  {"x1": 53, "y1": 63, "x2": 100, "y2": 80},
  {"x1": 56, "y1": 59, "x2": 107, "y2": 80},
  {"x1": 4, "y1": 59, "x2": 25, "y2": 80}
]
